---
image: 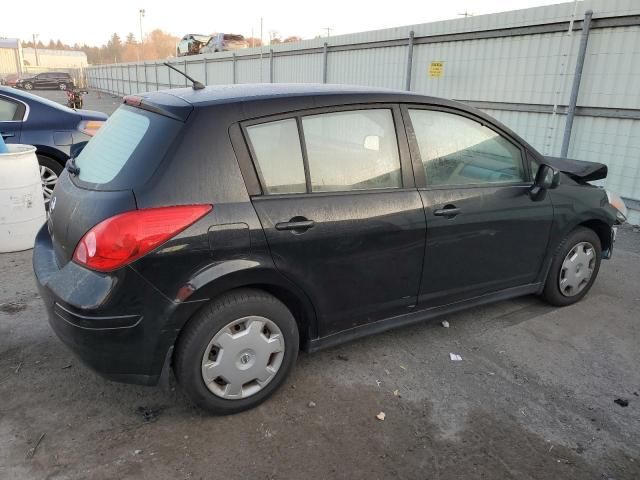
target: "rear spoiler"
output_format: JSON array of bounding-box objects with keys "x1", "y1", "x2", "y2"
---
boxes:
[{"x1": 544, "y1": 156, "x2": 608, "y2": 182}]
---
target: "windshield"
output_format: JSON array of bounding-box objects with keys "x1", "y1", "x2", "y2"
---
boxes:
[{"x1": 74, "y1": 105, "x2": 182, "y2": 190}]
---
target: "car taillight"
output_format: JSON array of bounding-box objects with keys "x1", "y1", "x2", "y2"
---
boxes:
[
  {"x1": 73, "y1": 205, "x2": 212, "y2": 272},
  {"x1": 79, "y1": 120, "x2": 105, "y2": 137}
]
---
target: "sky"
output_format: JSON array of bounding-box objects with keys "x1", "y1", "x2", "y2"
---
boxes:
[{"x1": 3, "y1": 0, "x2": 572, "y2": 46}]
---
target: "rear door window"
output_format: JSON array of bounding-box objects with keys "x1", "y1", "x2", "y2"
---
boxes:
[
  {"x1": 74, "y1": 105, "x2": 182, "y2": 189},
  {"x1": 0, "y1": 97, "x2": 18, "y2": 121},
  {"x1": 301, "y1": 109, "x2": 401, "y2": 192}
]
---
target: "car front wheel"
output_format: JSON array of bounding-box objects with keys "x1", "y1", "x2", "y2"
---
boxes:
[
  {"x1": 542, "y1": 227, "x2": 602, "y2": 306},
  {"x1": 175, "y1": 288, "x2": 299, "y2": 414},
  {"x1": 23, "y1": 82, "x2": 33, "y2": 90}
]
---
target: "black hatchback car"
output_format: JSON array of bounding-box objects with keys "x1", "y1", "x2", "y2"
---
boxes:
[
  {"x1": 33, "y1": 84, "x2": 627, "y2": 414},
  {"x1": 16, "y1": 72, "x2": 74, "y2": 91}
]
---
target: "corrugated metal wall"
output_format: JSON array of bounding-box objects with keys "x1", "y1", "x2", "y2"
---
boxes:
[{"x1": 85, "y1": 0, "x2": 640, "y2": 222}]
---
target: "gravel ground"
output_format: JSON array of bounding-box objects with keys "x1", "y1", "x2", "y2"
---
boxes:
[{"x1": 1, "y1": 89, "x2": 639, "y2": 480}]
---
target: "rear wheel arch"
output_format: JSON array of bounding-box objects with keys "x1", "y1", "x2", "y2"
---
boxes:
[{"x1": 176, "y1": 278, "x2": 317, "y2": 354}]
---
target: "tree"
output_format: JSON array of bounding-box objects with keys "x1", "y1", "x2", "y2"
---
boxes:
[
  {"x1": 106, "y1": 33, "x2": 123, "y2": 62},
  {"x1": 283, "y1": 36, "x2": 303, "y2": 43},
  {"x1": 126, "y1": 33, "x2": 137, "y2": 45},
  {"x1": 245, "y1": 37, "x2": 263, "y2": 47}
]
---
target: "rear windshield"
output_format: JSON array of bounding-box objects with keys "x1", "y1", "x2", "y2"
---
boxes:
[{"x1": 74, "y1": 105, "x2": 182, "y2": 189}]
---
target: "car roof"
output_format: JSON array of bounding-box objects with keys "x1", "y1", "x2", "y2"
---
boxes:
[{"x1": 147, "y1": 83, "x2": 428, "y2": 107}]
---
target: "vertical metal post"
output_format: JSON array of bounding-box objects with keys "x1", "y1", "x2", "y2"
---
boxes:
[
  {"x1": 155, "y1": 62, "x2": 159, "y2": 90},
  {"x1": 561, "y1": 10, "x2": 592, "y2": 158},
  {"x1": 405, "y1": 31, "x2": 415, "y2": 91},
  {"x1": 143, "y1": 63, "x2": 147, "y2": 92},
  {"x1": 322, "y1": 42, "x2": 328, "y2": 83},
  {"x1": 184, "y1": 59, "x2": 188, "y2": 87},
  {"x1": 269, "y1": 49, "x2": 274, "y2": 83},
  {"x1": 232, "y1": 53, "x2": 237, "y2": 84},
  {"x1": 204, "y1": 57, "x2": 208, "y2": 86},
  {"x1": 135, "y1": 64, "x2": 140, "y2": 93},
  {"x1": 168, "y1": 62, "x2": 172, "y2": 89}
]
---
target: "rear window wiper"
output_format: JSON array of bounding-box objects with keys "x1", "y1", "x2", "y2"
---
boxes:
[{"x1": 66, "y1": 157, "x2": 80, "y2": 176}]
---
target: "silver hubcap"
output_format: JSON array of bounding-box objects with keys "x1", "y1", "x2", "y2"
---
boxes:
[
  {"x1": 40, "y1": 165, "x2": 58, "y2": 207},
  {"x1": 59, "y1": 84, "x2": 66, "y2": 90},
  {"x1": 25, "y1": 84, "x2": 32, "y2": 90},
  {"x1": 201, "y1": 316, "x2": 285, "y2": 399},
  {"x1": 559, "y1": 241, "x2": 596, "y2": 297}
]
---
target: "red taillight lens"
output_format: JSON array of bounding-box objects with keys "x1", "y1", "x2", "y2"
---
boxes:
[{"x1": 73, "y1": 205, "x2": 212, "y2": 272}]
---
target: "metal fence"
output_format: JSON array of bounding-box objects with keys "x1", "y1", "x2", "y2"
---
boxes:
[{"x1": 85, "y1": 0, "x2": 640, "y2": 222}]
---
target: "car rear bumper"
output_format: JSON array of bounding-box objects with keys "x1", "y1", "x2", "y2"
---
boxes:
[{"x1": 32, "y1": 225, "x2": 194, "y2": 386}]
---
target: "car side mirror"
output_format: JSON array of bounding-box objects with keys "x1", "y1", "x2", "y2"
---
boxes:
[{"x1": 530, "y1": 164, "x2": 559, "y2": 200}]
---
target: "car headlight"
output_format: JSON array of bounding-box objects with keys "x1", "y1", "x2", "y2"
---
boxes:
[{"x1": 606, "y1": 190, "x2": 627, "y2": 222}]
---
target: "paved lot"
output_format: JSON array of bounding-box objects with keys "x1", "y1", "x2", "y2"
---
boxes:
[
  {"x1": 1, "y1": 89, "x2": 639, "y2": 479},
  {"x1": 33, "y1": 88, "x2": 122, "y2": 116}
]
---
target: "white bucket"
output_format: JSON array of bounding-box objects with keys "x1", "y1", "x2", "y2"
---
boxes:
[{"x1": 0, "y1": 144, "x2": 46, "y2": 253}]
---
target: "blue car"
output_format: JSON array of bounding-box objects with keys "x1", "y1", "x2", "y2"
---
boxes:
[{"x1": 0, "y1": 86, "x2": 107, "y2": 207}]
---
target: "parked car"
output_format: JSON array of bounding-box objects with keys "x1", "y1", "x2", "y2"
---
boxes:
[
  {"x1": 1, "y1": 73, "x2": 19, "y2": 87},
  {"x1": 0, "y1": 86, "x2": 107, "y2": 207},
  {"x1": 33, "y1": 84, "x2": 627, "y2": 414},
  {"x1": 16, "y1": 72, "x2": 75, "y2": 91},
  {"x1": 177, "y1": 33, "x2": 248, "y2": 56}
]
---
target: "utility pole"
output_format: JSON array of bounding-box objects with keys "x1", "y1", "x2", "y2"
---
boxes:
[
  {"x1": 322, "y1": 27, "x2": 333, "y2": 37},
  {"x1": 32, "y1": 33, "x2": 39, "y2": 66},
  {"x1": 139, "y1": 9, "x2": 146, "y2": 59}
]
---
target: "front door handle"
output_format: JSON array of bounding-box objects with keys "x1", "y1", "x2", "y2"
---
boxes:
[
  {"x1": 1, "y1": 132, "x2": 15, "y2": 139},
  {"x1": 275, "y1": 219, "x2": 315, "y2": 232},
  {"x1": 433, "y1": 205, "x2": 461, "y2": 218}
]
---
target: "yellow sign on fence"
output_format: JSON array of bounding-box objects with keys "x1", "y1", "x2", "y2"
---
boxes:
[{"x1": 429, "y1": 61, "x2": 444, "y2": 78}]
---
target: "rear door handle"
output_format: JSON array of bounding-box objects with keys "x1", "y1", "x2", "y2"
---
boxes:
[
  {"x1": 433, "y1": 206, "x2": 461, "y2": 217},
  {"x1": 275, "y1": 219, "x2": 315, "y2": 231}
]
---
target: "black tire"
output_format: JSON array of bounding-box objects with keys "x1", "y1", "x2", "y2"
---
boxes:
[
  {"x1": 175, "y1": 288, "x2": 299, "y2": 414},
  {"x1": 541, "y1": 227, "x2": 602, "y2": 307},
  {"x1": 37, "y1": 154, "x2": 63, "y2": 209}
]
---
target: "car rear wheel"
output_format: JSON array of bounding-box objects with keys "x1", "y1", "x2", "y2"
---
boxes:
[
  {"x1": 24, "y1": 82, "x2": 33, "y2": 90},
  {"x1": 37, "y1": 155, "x2": 62, "y2": 209},
  {"x1": 541, "y1": 227, "x2": 602, "y2": 306},
  {"x1": 175, "y1": 288, "x2": 299, "y2": 414},
  {"x1": 58, "y1": 83, "x2": 68, "y2": 91}
]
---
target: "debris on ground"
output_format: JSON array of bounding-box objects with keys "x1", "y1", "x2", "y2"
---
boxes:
[
  {"x1": 614, "y1": 398, "x2": 629, "y2": 407},
  {"x1": 0, "y1": 302, "x2": 27, "y2": 314},
  {"x1": 25, "y1": 433, "x2": 45, "y2": 460},
  {"x1": 307, "y1": 401, "x2": 316, "y2": 408},
  {"x1": 137, "y1": 406, "x2": 162, "y2": 422},
  {"x1": 449, "y1": 353, "x2": 463, "y2": 361},
  {"x1": 61, "y1": 364, "x2": 72, "y2": 369},
  {"x1": 376, "y1": 412, "x2": 386, "y2": 421},
  {"x1": 393, "y1": 389, "x2": 400, "y2": 396},
  {"x1": 336, "y1": 354, "x2": 349, "y2": 361},
  {"x1": 134, "y1": 449, "x2": 143, "y2": 455},
  {"x1": 399, "y1": 365, "x2": 407, "y2": 370},
  {"x1": 441, "y1": 320, "x2": 450, "y2": 328}
]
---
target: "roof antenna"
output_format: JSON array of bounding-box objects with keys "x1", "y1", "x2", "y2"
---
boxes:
[{"x1": 163, "y1": 62, "x2": 205, "y2": 90}]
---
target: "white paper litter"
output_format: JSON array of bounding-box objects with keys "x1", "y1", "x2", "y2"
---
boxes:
[{"x1": 449, "y1": 353, "x2": 463, "y2": 361}]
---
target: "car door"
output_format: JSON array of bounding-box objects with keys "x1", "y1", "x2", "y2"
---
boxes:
[
  {"x1": 241, "y1": 105, "x2": 426, "y2": 337},
  {"x1": 402, "y1": 105, "x2": 553, "y2": 307},
  {"x1": 36, "y1": 73, "x2": 51, "y2": 89},
  {"x1": 0, "y1": 95, "x2": 24, "y2": 144}
]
